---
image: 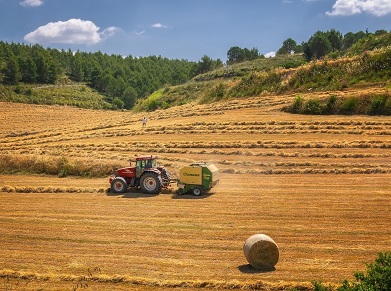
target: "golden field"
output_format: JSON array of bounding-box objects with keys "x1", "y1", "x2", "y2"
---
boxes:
[{"x1": 0, "y1": 88, "x2": 390, "y2": 290}]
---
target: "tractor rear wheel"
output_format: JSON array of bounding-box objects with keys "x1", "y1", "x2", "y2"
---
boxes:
[
  {"x1": 111, "y1": 177, "x2": 128, "y2": 193},
  {"x1": 140, "y1": 172, "x2": 162, "y2": 194}
]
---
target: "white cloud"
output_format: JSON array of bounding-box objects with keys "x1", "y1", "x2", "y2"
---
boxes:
[
  {"x1": 327, "y1": 0, "x2": 391, "y2": 17},
  {"x1": 265, "y1": 52, "x2": 276, "y2": 58},
  {"x1": 100, "y1": 26, "x2": 121, "y2": 39},
  {"x1": 24, "y1": 19, "x2": 119, "y2": 45},
  {"x1": 151, "y1": 23, "x2": 167, "y2": 29},
  {"x1": 20, "y1": 0, "x2": 43, "y2": 7}
]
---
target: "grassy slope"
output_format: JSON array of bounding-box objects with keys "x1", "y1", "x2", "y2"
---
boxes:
[
  {"x1": 136, "y1": 32, "x2": 391, "y2": 112},
  {"x1": 0, "y1": 76, "x2": 111, "y2": 109}
]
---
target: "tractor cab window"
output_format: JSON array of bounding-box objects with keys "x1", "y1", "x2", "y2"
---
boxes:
[
  {"x1": 136, "y1": 160, "x2": 145, "y2": 177},
  {"x1": 136, "y1": 160, "x2": 146, "y2": 169},
  {"x1": 136, "y1": 158, "x2": 156, "y2": 170}
]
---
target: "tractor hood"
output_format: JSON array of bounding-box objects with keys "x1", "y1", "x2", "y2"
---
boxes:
[{"x1": 116, "y1": 166, "x2": 136, "y2": 177}]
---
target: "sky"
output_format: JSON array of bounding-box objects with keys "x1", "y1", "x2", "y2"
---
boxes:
[{"x1": 0, "y1": 0, "x2": 390, "y2": 62}]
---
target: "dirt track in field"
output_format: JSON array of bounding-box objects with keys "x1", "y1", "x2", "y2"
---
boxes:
[{"x1": 0, "y1": 89, "x2": 391, "y2": 290}]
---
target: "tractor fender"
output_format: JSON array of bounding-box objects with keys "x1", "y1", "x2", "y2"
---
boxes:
[
  {"x1": 141, "y1": 170, "x2": 163, "y2": 184},
  {"x1": 143, "y1": 169, "x2": 161, "y2": 175}
]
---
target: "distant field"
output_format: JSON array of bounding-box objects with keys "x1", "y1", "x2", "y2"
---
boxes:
[{"x1": 0, "y1": 88, "x2": 390, "y2": 290}]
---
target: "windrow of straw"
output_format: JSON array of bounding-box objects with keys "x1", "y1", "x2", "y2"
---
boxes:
[
  {"x1": 0, "y1": 269, "x2": 313, "y2": 290},
  {"x1": 1, "y1": 185, "x2": 106, "y2": 193},
  {"x1": 221, "y1": 167, "x2": 391, "y2": 175}
]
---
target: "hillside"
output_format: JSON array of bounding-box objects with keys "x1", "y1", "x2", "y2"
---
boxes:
[
  {"x1": 0, "y1": 76, "x2": 112, "y2": 109},
  {"x1": 1, "y1": 30, "x2": 390, "y2": 112},
  {"x1": 136, "y1": 45, "x2": 391, "y2": 112}
]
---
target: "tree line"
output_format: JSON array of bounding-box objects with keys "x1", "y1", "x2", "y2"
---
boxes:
[
  {"x1": 278, "y1": 29, "x2": 389, "y2": 60},
  {"x1": 0, "y1": 42, "x2": 223, "y2": 109},
  {"x1": 225, "y1": 29, "x2": 390, "y2": 65}
]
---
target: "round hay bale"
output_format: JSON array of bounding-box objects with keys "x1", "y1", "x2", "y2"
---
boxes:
[{"x1": 243, "y1": 234, "x2": 279, "y2": 270}]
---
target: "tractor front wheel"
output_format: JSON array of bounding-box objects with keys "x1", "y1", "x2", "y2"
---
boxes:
[
  {"x1": 140, "y1": 172, "x2": 162, "y2": 194},
  {"x1": 111, "y1": 177, "x2": 128, "y2": 193}
]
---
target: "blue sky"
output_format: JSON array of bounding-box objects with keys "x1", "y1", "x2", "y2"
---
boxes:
[{"x1": 0, "y1": 0, "x2": 390, "y2": 62}]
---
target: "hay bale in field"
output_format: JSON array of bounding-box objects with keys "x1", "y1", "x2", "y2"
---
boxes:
[{"x1": 243, "y1": 234, "x2": 279, "y2": 270}]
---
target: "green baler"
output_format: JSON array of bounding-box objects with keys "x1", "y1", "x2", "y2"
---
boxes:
[{"x1": 177, "y1": 163, "x2": 220, "y2": 196}]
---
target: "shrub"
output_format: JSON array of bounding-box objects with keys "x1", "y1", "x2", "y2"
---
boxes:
[
  {"x1": 25, "y1": 87, "x2": 33, "y2": 96},
  {"x1": 286, "y1": 93, "x2": 391, "y2": 116},
  {"x1": 58, "y1": 157, "x2": 71, "y2": 177},
  {"x1": 304, "y1": 98, "x2": 323, "y2": 114},
  {"x1": 340, "y1": 97, "x2": 358, "y2": 114},
  {"x1": 349, "y1": 252, "x2": 391, "y2": 291},
  {"x1": 313, "y1": 281, "x2": 333, "y2": 291},
  {"x1": 384, "y1": 98, "x2": 391, "y2": 115},
  {"x1": 325, "y1": 94, "x2": 338, "y2": 114},
  {"x1": 202, "y1": 83, "x2": 226, "y2": 103},
  {"x1": 112, "y1": 97, "x2": 124, "y2": 109},
  {"x1": 14, "y1": 86, "x2": 22, "y2": 94},
  {"x1": 314, "y1": 252, "x2": 391, "y2": 291},
  {"x1": 290, "y1": 95, "x2": 304, "y2": 113},
  {"x1": 146, "y1": 99, "x2": 159, "y2": 111},
  {"x1": 370, "y1": 94, "x2": 388, "y2": 115}
]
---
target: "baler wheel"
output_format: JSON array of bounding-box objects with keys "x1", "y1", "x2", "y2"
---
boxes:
[{"x1": 192, "y1": 186, "x2": 203, "y2": 196}]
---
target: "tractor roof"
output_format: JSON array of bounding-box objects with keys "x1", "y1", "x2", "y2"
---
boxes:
[{"x1": 135, "y1": 155, "x2": 158, "y2": 161}]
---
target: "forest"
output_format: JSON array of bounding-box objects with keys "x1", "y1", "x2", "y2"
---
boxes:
[{"x1": 0, "y1": 28, "x2": 390, "y2": 110}]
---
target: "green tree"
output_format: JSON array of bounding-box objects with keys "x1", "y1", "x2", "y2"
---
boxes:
[
  {"x1": 277, "y1": 38, "x2": 298, "y2": 55},
  {"x1": 0, "y1": 60, "x2": 4, "y2": 83},
  {"x1": 198, "y1": 55, "x2": 214, "y2": 74},
  {"x1": 33, "y1": 51, "x2": 58, "y2": 84},
  {"x1": 18, "y1": 55, "x2": 38, "y2": 83},
  {"x1": 375, "y1": 29, "x2": 388, "y2": 36},
  {"x1": 122, "y1": 86, "x2": 138, "y2": 109},
  {"x1": 70, "y1": 52, "x2": 84, "y2": 82},
  {"x1": 302, "y1": 42, "x2": 313, "y2": 61},
  {"x1": 3, "y1": 53, "x2": 21, "y2": 85},
  {"x1": 244, "y1": 47, "x2": 259, "y2": 60},
  {"x1": 327, "y1": 29, "x2": 343, "y2": 51},
  {"x1": 308, "y1": 31, "x2": 332, "y2": 59},
  {"x1": 227, "y1": 46, "x2": 245, "y2": 64},
  {"x1": 343, "y1": 32, "x2": 356, "y2": 50}
]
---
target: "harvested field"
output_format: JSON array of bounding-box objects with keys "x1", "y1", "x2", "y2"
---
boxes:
[{"x1": 0, "y1": 88, "x2": 390, "y2": 290}]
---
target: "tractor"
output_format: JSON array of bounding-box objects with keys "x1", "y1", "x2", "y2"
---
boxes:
[{"x1": 109, "y1": 155, "x2": 170, "y2": 194}]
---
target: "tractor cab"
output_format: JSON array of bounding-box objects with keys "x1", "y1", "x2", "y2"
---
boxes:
[{"x1": 135, "y1": 155, "x2": 158, "y2": 177}]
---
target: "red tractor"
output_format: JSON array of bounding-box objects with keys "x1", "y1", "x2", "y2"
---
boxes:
[{"x1": 109, "y1": 155, "x2": 171, "y2": 194}]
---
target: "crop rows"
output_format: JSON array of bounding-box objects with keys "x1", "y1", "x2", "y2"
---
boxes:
[
  {"x1": 3, "y1": 120, "x2": 391, "y2": 148},
  {"x1": 1, "y1": 93, "x2": 391, "y2": 290}
]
